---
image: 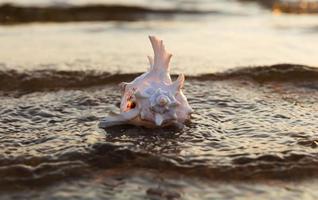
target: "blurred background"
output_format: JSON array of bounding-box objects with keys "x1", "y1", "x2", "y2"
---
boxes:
[{"x1": 0, "y1": 0, "x2": 318, "y2": 74}]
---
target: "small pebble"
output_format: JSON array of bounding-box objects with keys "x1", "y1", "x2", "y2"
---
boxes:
[
  {"x1": 311, "y1": 140, "x2": 318, "y2": 148},
  {"x1": 146, "y1": 188, "x2": 181, "y2": 199}
]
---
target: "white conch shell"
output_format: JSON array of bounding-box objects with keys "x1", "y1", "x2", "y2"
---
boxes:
[{"x1": 99, "y1": 36, "x2": 192, "y2": 128}]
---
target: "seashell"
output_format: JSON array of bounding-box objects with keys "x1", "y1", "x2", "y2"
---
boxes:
[{"x1": 99, "y1": 36, "x2": 193, "y2": 128}]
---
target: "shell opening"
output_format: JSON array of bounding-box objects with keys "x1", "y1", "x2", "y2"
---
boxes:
[{"x1": 126, "y1": 100, "x2": 136, "y2": 110}]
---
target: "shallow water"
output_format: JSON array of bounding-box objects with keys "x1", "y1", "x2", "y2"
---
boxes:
[
  {"x1": 0, "y1": 0, "x2": 318, "y2": 199},
  {"x1": 0, "y1": 66, "x2": 318, "y2": 199}
]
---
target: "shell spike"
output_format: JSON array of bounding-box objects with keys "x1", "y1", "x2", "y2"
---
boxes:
[
  {"x1": 147, "y1": 55, "x2": 154, "y2": 69},
  {"x1": 155, "y1": 113, "x2": 164, "y2": 126},
  {"x1": 98, "y1": 109, "x2": 139, "y2": 128},
  {"x1": 119, "y1": 82, "x2": 128, "y2": 93},
  {"x1": 149, "y1": 35, "x2": 172, "y2": 72},
  {"x1": 169, "y1": 73, "x2": 185, "y2": 93}
]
